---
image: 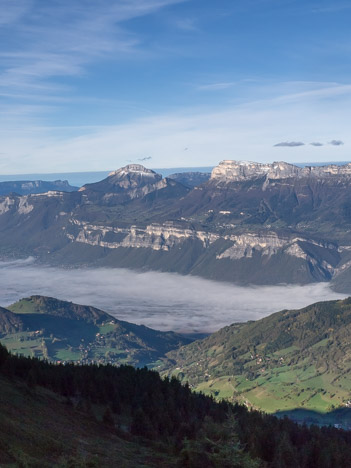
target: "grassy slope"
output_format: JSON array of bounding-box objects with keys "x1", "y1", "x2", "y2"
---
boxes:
[{"x1": 163, "y1": 298, "x2": 351, "y2": 416}]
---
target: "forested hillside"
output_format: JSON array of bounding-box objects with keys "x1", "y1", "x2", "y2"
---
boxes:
[
  {"x1": 163, "y1": 297, "x2": 351, "y2": 416},
  {"x1": 1, "y1": 344, "x2": 351, "y2": 467}
]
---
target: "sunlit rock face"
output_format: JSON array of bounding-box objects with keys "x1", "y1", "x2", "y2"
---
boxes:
[
  {"x1": 0, "y1": 196, "x2": 34, "y2": 215},
  {"x1": 210, "y1": 160, "x2": 300, "y2": 182},
  {"x1": 67, "y1": 220, "x2": 340, "y2": 280},
  {"x1": 67, "y1": 220, "x2": 221, "y2": 251},
  {"x1": 210, "y1": 160, "x2": 351, "y2": 183}
]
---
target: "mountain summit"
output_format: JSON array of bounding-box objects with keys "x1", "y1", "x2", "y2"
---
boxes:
[{"x1": 80, "y1": 164, "x2": 162, "y2": 193}]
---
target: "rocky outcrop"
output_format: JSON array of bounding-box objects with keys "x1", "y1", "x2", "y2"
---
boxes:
[
  {"x1": 67, "y1": 219, "x2": 340, "y2": 277},
  {"x1": 0, "y1": 197, "x2": 15, "y2": 214},
  {"x1": 0, "y1": 307, "x2": 23, "y2": 335},
  {"x1": 68, "y1": 219, "x2": 220, "y2": 251},
  {"x1": 0, "y1": 196, "x2": 33, "y2": 215}
]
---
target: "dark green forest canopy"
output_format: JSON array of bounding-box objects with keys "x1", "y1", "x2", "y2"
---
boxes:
[{"x1": 1, "y1": 343, "x2": 351, "y2": 467}]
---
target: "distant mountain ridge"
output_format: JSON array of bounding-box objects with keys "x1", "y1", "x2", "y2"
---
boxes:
[
  {"x1": 2, "y1": 160, "x2": 351, "y2": 290},
  {"x1": 0, "y1": 179, "x2": 78, "y2": 195}
]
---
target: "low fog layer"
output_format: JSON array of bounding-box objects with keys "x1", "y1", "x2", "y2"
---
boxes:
[{"x1": 0, "y1": 259, "x2": 346, "y2": 334}]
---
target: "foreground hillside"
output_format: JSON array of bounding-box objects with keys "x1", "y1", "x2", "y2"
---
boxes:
[
  {"x1": 0, "y1": 295, "x2": 191, "y2": 367},
  {"x1": 0, "y1": 375, "x2": 176, "y2": 467},
  {"x1": 3, "y1": 161, "x2": 351, "y2": 290},
  {"x1": 163, "y1": 298, "x2": 351, "y2": 416},
  {"x1": 2, "y1": 344, "x2": 351, "y2": 467}
]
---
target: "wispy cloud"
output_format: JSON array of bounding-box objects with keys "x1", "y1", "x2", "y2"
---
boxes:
[
  {"x1": 273, "y1": 141, "x2": 305, "y2": 147},
  {"x1": 174, "y1": 17, "x2": 198, "y2": 31},
  {"x1": 310, "y1": 142, "x2": 324, "y2": 146},
  {"x1": 0, "y1": 0, "x2": 31, "y2": 26},
  {"x1": 198, "y1": 82, "x2": 236, "y2": 91},
  {"x1": 0, "y1": 1, "x2": 186, "y2": 100},
  {"x1": 268, "y1": 83, "x2": 351, "y2": 105},
  {"x1": 1, "y1": 80, "x2": 350, "y2": 173}
]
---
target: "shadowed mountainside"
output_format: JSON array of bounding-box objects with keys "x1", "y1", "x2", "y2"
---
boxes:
[{"x1": 0, "y1": 295, "x2": 192, "y2": 367}]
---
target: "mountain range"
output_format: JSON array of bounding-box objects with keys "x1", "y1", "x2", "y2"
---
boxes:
[{"x1": 1, "y1": 160, "x2": 351, "y2": 291}]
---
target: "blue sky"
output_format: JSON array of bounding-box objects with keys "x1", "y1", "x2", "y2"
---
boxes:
[{"x1": 1, "y1": 0, "x2": 351, "y2": 173}]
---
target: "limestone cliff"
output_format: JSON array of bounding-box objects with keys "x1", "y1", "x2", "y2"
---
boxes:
[{"x1": 211, "y1": 160, "x2": 351, "y2": 183}]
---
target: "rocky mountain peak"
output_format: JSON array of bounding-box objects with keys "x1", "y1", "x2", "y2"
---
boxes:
[
  {"x1": 80, "y1": 164, "x2": 162, "y2": 193},
  {"x1": 108, "y1": 164, "x2": 161, "y2": 180}
]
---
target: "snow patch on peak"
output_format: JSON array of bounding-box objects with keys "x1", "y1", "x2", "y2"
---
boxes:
[{"x1": 109, "y1": 164, "x2": 160, "y2": 178}]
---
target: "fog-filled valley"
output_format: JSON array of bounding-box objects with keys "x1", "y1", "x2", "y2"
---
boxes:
[{"x1": 0, "y1": 258, "x2": 346, "y2": 334}]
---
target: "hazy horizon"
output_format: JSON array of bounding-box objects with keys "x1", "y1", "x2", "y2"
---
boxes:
[{"x1": 0, "y1": 161, "x2": 350, "y2": 187}]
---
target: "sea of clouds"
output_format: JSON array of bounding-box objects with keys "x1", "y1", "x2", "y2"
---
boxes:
[{"x1": 0, "y1": 258, "x2": 346, "y2": 334}]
